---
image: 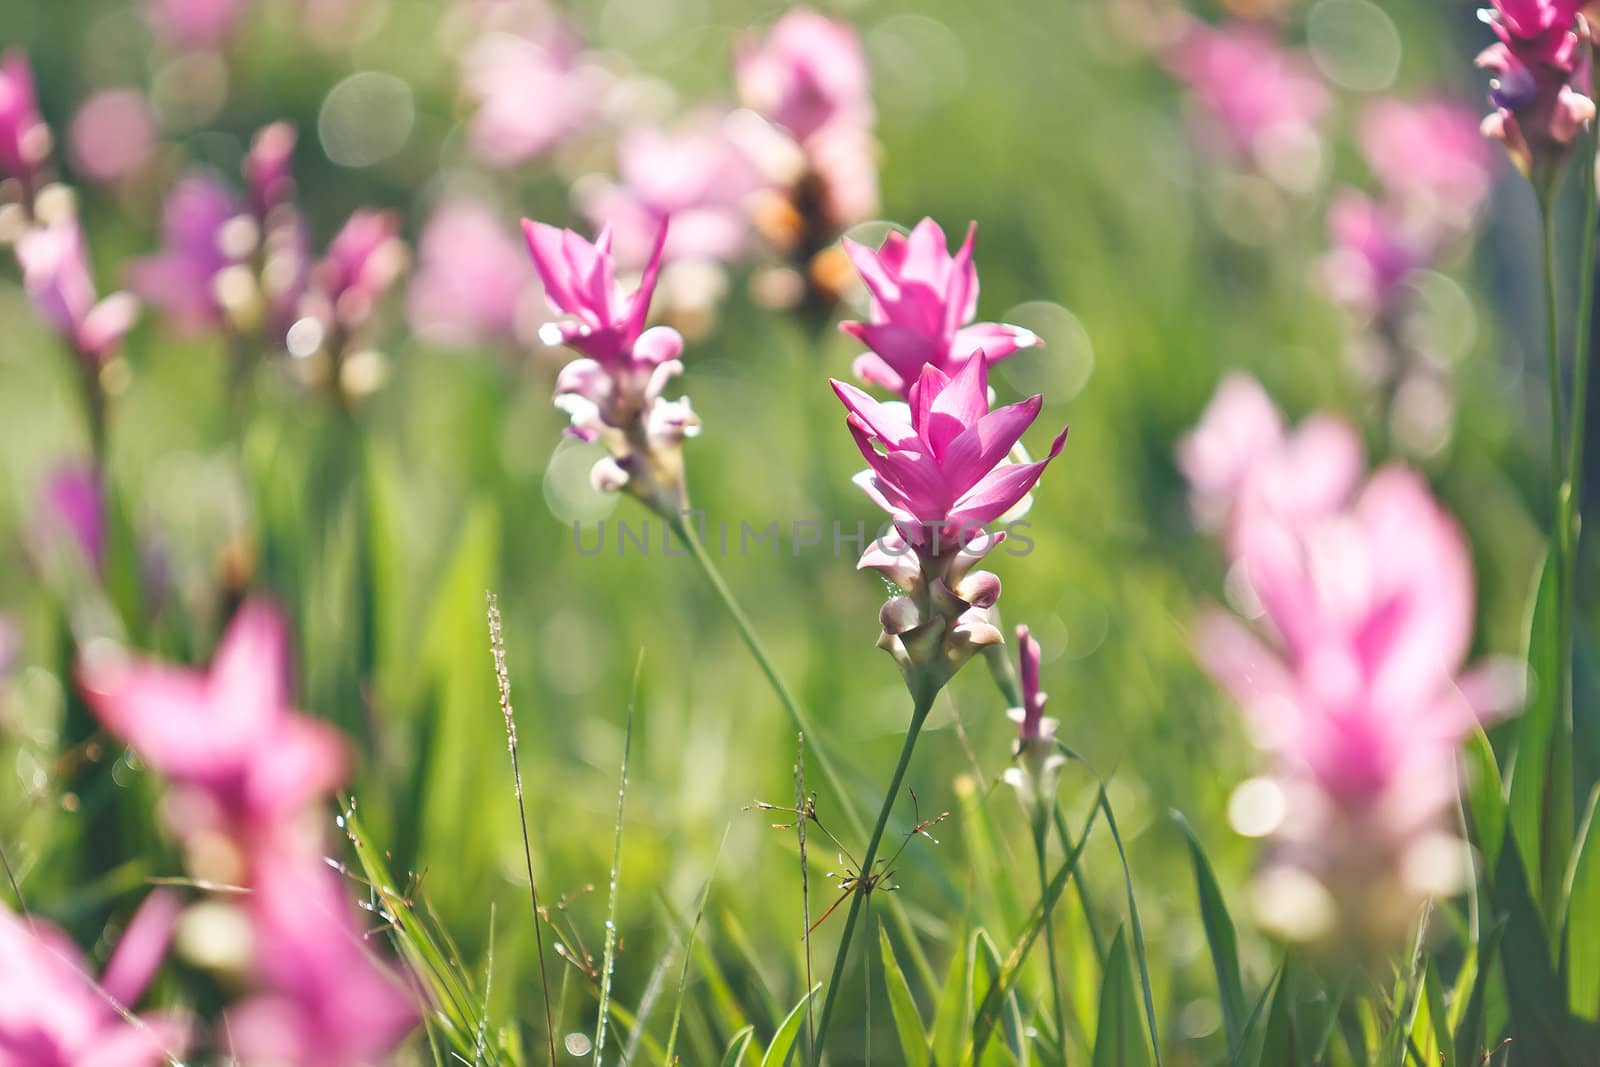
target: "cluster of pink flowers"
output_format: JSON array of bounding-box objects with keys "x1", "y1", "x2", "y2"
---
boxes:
[
  {"x1": 523, "y1": 218, "x2": 700, "y2": 512},
  {"x1": 76, "y1": 602, "x2": 419, "y2": 1065},
  {"x1": 1183, "y1": 375, "x2": 1515, "y2": 944},
  {"x1": 1164, "y1": 19, "x2": 1330, "y2": 192},
  {"x1": 132, "y1": 122, "x2": 405, "y2": 397},
  {"x1": 1477, "y1": 0, "x2": 1595, "y2": 186},
  {"x1": 831, "y1": 218, "x2": 1066, "y2": 699}
]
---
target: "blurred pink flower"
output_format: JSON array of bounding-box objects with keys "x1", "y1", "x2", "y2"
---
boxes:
[
  {"x1": 1001, "y1": 624, "x2": 1066, "y2": 812},
  {"x1": 463, "y1": 29, "x2": 603, "y2": 168},
  {"x1": 308, "y1": 209, "x2": 406, "y2": 331},
  {"x1": 841, "y1": 218, "x2": 1041, "y2": 398},
  {"x1": 0, "y1": 50, "x2": 50, "y2": 189},
  {"x1": 227, "y1": 845, "x2": 418, "y2": 1067},
  {"x1": 67, "y1": 91, "x2": 157, "y2": 185},
  {"x1": 0, "y1": 894, "x2": 185, "y2": 1067},
  {"x1": 1359, "y1": 100, "x2": 1492, "y2": 231},
  {"x1": 145, "y1": 0, "x2": 250, "y2": 49},
  {"x1": 1165, "y1": 21, "x2": 1329, "y2": 187},
  {"x1": 832, "y1": 354, "x2": 1067, "y2": 551},
  {"x1": 245, "y1": 121, "x2": 297, "y2": 218},
  {"x1": 1478, "y1": 0, "x2": 1594, "y2": 184},
  {"x1": 17, "y1": 219, "x2": 139, "y2": 364},
  {"x1": 736, "y1": 8, "x2": 872, "y2": 144},
  {"x1": 1322, "y1": 192, "x2": 1429, "y2": 314},
  {"x1": 408, "y1": 200, "x2": 543, "y2": 348},
  {"x1": 128, "y1": 174, "x2": 243, "y2": 333},
  {"x1": 1197, "y1": 468, "x2": 1516, "y2": 942},
  {"x1": 40, "y1": 462, "x2": 106, "y2": 572},
  {"x1": 580, "y1": 121, "x2": 766, "y2": 268},
  {"x1": 1178, "y1": 373, "x2": 1363, "y2": 551},
  {"x1": 78, "y1": 601, "x2": 347, "y2": 843}
]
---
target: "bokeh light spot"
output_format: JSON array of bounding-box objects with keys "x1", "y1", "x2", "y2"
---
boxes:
[
  {"x1": 319, "y1": 71, "x2": 415, "y2": 168},
  {"x1": 1307, "y1": 0, "x2": 1401, "y2": 93}
]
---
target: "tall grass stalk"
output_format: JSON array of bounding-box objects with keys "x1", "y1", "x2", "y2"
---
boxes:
[
  {"x1": 486, "y1": 593, "x2": 558, "y2": 1065},
  {"x1": 593, "y1": 653, "x2": 641, "y2": 1064}
]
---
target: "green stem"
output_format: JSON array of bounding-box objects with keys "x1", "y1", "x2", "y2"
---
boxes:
[
  {"x1": 1034, "y1": 816, "x2": 1068, "y2": 1057},
  {"x1": 810, "y1": 690, "x2": 936, "y2": 1064},
  {"x1": 1570, "y1": 124, "x2": 1598, "y2": 512},
  {"x1": 1540, "y1": 199, "x2": 1575, "y2": 760},
  {"x1": 667, "y1": 516, "x2": 864, "y2": 838}
]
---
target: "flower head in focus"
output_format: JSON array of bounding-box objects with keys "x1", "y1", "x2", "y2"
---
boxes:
[
  {"x1": 840, "y1": 219, "x2": 1042, "y2": 398},
  {"x1": 1477, "y1": 0, "x2": 1594, "y2": 189},
  {"x1": 834, "y1": 355, "x2": 1067, "y2": 696},
  {"x1": 524, "y1": 217, "x2": 699, "y2": 513},
  {"x1": 0, "y1": 893, "x2": 186, "y2": 1067},
  {"x1": 0, "y1": 50, "x2": 50, "y2": 193},
  {"x1": 78, "y1": 601, "x2": 347, "y2": 862},
  {"x1": 17, "y1": 219, "x2": 139, "y2": 365},
  {"x1": 1196, "y1": 465, "x2": 1517, "y2": 946}
]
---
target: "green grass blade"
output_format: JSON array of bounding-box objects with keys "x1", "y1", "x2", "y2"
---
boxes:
[
  {"x1": 1506, "y1": 551, "x2": 1572, "y2": 936},
  {"x1": 879, "y1": 925, "x2": 930, "y2": 1067},
  {"x1": 1173, "y1": 811, "x2": 1245, "y2": 1058},
  {"x1": 930, "y1": 915, "x2": 971, "y2": 1067},
  {"x1": 663, "y1": 830, "x2": 729, "y2": 1066},
  {"x1": 1092, "y1": 927, "x2": 1154, "y2": 1067},
  {"x1": 1564, "y1": 785, "x2": 1600, "y2": 1020},
  {"x1": 973, "y1": 928, "x2": 1025, "y2": 1064},
  {"x1": 593, "y1": 655, "x2": 640, "y2": 1066},
  {"x1": 721, "y1": 1025, "x2": 756, "y2": 1067},
  {"x1": 1097, "y1": 791, "x2": 1162, "y2": 1067},
  {"x1": 1463, "y1": 728, "x2": 1507, "y2": 877},
  {"x1": 759, "y1": 984, "x2": 819, "y2": 1067}
]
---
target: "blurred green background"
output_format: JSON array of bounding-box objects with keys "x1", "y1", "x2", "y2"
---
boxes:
[{"x1": 0, "y1": 0, "x2": 1581, "y2": 1063}]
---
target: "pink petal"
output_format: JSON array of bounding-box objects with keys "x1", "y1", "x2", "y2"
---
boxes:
[{"x1": 100, "y1": 889, "x2": 182, "y2": 1006}]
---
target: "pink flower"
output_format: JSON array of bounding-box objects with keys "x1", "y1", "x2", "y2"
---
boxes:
[
  {"x1": 1010, "y1": 625, "x2": 1051, "y2": 745},
  {"x1": 463, "y1": 29, "x2": 604, "y2": 168},
  {"x1": 1358, "y1": 100, "x2": 1492, "y2": 231},
  {"x1": 835, "y1": 356, "x2": 1066, "y2": 692},
  {"x1": 1197, "y1": 467, "x2": 1515, "y2": 941},
  {"x1": 1001, "y1": 625, "x2": 1066, "y2": 814},
  {"x1": 579, "y1": 121, "x2": 766, "y2": 268},
  {"x1": 67, "y1": 91, "x2": 157, "y2": 185},
  {"x1": 523, "y1": 218, "x2": 698, "y2": 507},
  {"x1": 408, "y1": 200, "x2": 543, "y2": 348},
  {"x1": 39, "y1": 462, "x2": 106, "y2": 572},
  {"x1": 78, "y1": 601, "x2": 347, "y2": 843},
  {"x1": 145, "y1": 0, "x2": 250, "y2": 49},
  {"x1": 310, "y1": 209, "x2": 406, "y2": 328},
  {"x1": 0, "y1": 894, "x2": 186, "y2": 1067},
  {"x1": 128, "y1": 174, "x2": 244, "y2": 333},
  {"x1": 736, "y1": 9, "x2": 873, "y2": 145},
  {"x1": 1165, "y1": 22, "x2": 1329, "y2": 188},
  {"x1": 0, "y1": 50, "x2": 50, "y2": 189},
  {"x1": 245, "y1": 121, "x2": 297, "y2": 218},
  {"x1": 833, "y1": 355, "x2": 1068, "y2": 550},
  {"x1": 1322, "y1": 192, "x2": 1430, "y2": 314},
  {"x1": 226, "y1": 844, "x2": 418, "y2": 1067},
  {"x1": 1478, "y1": 0, "x2": 1594, "y2": 184},
  {"x1": 1178, "y1": 374, "x2": 1363, "y2": 551},
  {"x1": 17, "y1": 220, "x2": 139, "y2": 364},
  {"x1": 840, "y1": 218, "x2": 1042, "y2": 397}
]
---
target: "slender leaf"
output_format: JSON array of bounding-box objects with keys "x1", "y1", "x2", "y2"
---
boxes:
[
  {"x1": 1565, "y1": 786, "x2": 1600, "y2": 1020},
  {"x1": 930, "y1": 919, "x2": 971, "y2": 1067},
  {"x1": 721, "y1": 1025, "x2": 756, "y2": 1067},
  {"x1": 592, "y1": 657, "x2": 639, "y2": 1065},
  {"x1": 880, "y1": 925, "x2": 930, "y2": 1067},
  {"x1": 1092, "y1": 927, "x2": 1154, "y2": 1067},
  {"x1": 1463, "y1": 727, "x2": 1507, "y2": 877},
  {"x1": 1174, "y1": 811, "x2": 1245, "y2": 1058},
  {"x1": 760, "y1": 985, "x2": 819, "y2": 1067}
]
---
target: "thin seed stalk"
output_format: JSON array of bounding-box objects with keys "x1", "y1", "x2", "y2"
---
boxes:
[{"x1": 810, "y1": 690, "x2": 936, "y2": 1063}]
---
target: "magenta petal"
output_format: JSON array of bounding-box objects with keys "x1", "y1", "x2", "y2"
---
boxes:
[
  {"x1": 946, "y1": 424, "x2": 1066, "y2": 528},
  {"x1": 941, "y1": 395, "x2": 1042, "y2": 499},
  {"x1": 101, "y1": 889, "x2": 182, "y2": 1006},
  {"x1": 624, "y1": 219, "x2": 671, "y2": 340},
  {"x1": 924, "y1": 348, "x2": 989, "y2": 457},
  {"x1": 953, "y1": 321, "x2": 1038, "y2": 364},
  {"x1": 831, "y1": 378, "x2": 916, "y2": 444},
  {"x1": 523, "y1": 219, "x2": 581, "y2": 314}
]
